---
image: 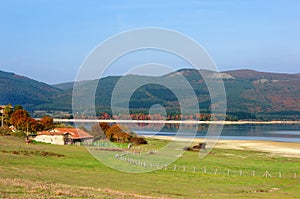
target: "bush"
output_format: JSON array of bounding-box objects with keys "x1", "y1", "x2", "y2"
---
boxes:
[
  {"x1": 129, "y1": 137, "x2": 147, "y2": 145},
  {"x1": 10, "y1": 131, "x2": 27, "y2": 138},
  {"x1": 105, "y1": 124, "x2": 131, "y2": 143},
  {"x1": 0, "y1": 126, "x2": 11, "y2": 135}
]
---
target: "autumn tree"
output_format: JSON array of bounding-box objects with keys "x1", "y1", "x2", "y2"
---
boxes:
[
  {"x1": 39, "y1": 116, "x2": 54, "y2": 130},
  {"x1": 9, "y1": 109, "x2": 38, "y2": 133},
  {"x1": 3, "y1": 104, "x2": 13, "y2": 126},
  {"x1": 92, "y1": 122, "x2": 147, "y2": 144},
  {"x1": 13, "y1": 105, "x2": 23, "y2": 112},
  {"x1": 105, "y1": 124, "x2": 133, "y2": 143},
  {"x1": 99, "y1": 122, "x2": 110, "y2": 133},
  {"x1": 10, "y1": 109, "x2": 29, "y2": 126},
  {"x1": 25, "y1": 117, "x2": 39, "y2": 132}
]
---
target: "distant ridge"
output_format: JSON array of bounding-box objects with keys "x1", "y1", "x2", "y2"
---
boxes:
[
  {"x1": 223, "y1": 69, "x2": 299, "y2": 80},
  {"x1": 52, "y1": 80, "x2": 92, "y2": 91},
  {"x1": 0, "y1": 68, "x2": 299, "y2": 119},
  {"x1": 52, "y1": 82, "x2": 74, "y2": 90},
  {"x1": 0, "y1": 69, "x2": 61, "y2": 111}
]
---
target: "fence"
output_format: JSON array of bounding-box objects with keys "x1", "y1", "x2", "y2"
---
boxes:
[{"x1": 114, "y1": 154, "x2": 299, "y2": 179}]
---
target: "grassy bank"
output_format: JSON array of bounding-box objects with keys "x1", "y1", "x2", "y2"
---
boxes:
[{"x1": 0, "y1": 136, "x2": 299, "y2": 198}]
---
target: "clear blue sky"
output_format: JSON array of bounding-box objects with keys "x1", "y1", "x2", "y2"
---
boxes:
[{"x1": 0, "y1": 0, "x2": 299, "y2": 84}]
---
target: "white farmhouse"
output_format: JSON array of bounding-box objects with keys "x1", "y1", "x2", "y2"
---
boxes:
[{"x1": 35, "y1": 128, "x2": 93, "y2": 145}]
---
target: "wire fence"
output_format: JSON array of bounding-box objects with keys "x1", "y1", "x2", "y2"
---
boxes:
[
  {"x1": 114, "y1": 154, "x2": 299, "y2": 179},
  {"x1": 89, "y1": 141, "x2": 299, "y2": 180}
]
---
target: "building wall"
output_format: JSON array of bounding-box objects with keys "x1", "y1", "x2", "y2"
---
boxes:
[{"x1": 34, "y1": 135, "x2": 65, "y2": 145}]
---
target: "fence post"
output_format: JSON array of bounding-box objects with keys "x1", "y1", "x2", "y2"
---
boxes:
[
  {"x1": 214, "y1": 168, "x2": 218, "y2": 175},
  {"x1": 279, "y1": 172, "x2": 281, "y2": 178},
  {"x1": 183, "y1": 166, "x2": 186, "y2": 172},
  {"x1": 193, "y1": 166, "x2": 196, "y2": 173},
  {"x1": 263, "y1": 171, "x2": 272, "y2": 178},
  {"x1": 227, "y1": 169, "x2": 230, "y2": 176},
  {"x1": 203, "y1": 167, "x2": 206, "y2": 174},
  {"x1": 294, "y1": 173, "x2": 297, "y2": 179},
  {"x1": 252, "y1": 170, "x2": 255, "y2": 177},
  {"x1": 240, "y1": 170, "x2": 243, "y2": 176},
  {"x1": 173, "y1": 164, "x2": 176, "y2": 171}
]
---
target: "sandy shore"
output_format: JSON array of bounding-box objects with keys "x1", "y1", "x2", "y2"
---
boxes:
[{"x1": 148, "y1": 136, "x2": 300, "y2": 158}]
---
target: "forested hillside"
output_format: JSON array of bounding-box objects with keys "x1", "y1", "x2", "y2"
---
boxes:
[{"x1": 1, "y1": 68, "x2": 299, "y2": 120}]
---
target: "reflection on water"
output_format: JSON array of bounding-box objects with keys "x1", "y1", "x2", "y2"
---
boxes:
[
  {"x1": 61, "y1": 121, "x2": 300, "y2": 142},
  {"x1": 136, "y1": 123, "x2": 300, "y2": 142}
]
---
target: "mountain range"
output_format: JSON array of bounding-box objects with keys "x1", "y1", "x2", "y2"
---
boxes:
[{"x1": 0, "y1": 68, "x2": 299, "y2": 120}]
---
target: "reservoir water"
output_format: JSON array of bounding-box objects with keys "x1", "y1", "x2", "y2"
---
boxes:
[
  {"x1": 134, "y1": 123, "x2": 300, "y2": 142},
  {"x1": 58, "y1": 120, "x2": 300, "y2": 142}
]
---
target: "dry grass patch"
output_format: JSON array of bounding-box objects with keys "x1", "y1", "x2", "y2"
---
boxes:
[{"x1": 0, "y1": 178, "x2": 164, "y2": 199}]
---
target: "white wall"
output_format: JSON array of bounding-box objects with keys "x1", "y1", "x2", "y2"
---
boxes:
[{"x1": 34, "y1": 135, "x2": 65, "y2": 145}]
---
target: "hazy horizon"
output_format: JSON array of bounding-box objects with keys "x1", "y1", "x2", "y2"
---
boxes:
[{"x1": 1, "y1": 66, "x2": 299, "y2": 85}]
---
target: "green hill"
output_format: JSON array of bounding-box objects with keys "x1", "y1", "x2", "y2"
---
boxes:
[
  {"x1": 0, "y1": 70, "x2": 61, "y2": 111},
  {"x1": 1, "y1": 68, "x2": 299, "y2": 119}
]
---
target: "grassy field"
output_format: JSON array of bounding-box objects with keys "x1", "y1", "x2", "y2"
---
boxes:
[{"x1": 0, "y1": 136, "x2": 299, "y2": 198}]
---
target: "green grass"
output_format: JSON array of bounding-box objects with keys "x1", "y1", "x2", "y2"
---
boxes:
[{"x1": 0, "y1": 136, "x2": 299, "y2": 198}]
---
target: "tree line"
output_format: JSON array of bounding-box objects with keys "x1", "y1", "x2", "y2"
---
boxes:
[{"x1": 0, "y1": 104, "x2": 54, "y2": 135}]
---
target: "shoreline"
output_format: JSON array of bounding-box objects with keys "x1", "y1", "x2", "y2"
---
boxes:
[
  {"x1": 147, "y1": 135, "x2": 300, "y2": 158},
  {"x1": 53, "y1": 118, "x2": 300, "y2": 125}
]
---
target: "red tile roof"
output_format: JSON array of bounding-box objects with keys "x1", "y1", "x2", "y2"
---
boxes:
[{"x1": 38, "y1": 128, "x2": 93, "y2": 139}]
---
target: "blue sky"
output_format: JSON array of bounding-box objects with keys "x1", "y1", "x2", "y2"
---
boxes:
[{"x1": 0, "y1": 0, "x2": 299, "y2": 84}]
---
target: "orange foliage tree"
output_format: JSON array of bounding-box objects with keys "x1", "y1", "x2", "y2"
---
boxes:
[
  {"x1": 99, "y1": 122, "x2": 110, "y2": 133},
  {"x1": 105, "y1": 124, "x2": 131, "y2": 143},
  {"x1": 39, "y1": 116, "x2": 54, "y2": 130},
  {"x1": 9, "y1": 109, "x2": 38, "y2": 132}
]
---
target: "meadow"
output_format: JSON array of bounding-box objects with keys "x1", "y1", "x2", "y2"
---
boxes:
[{"x1": 0, "y1": 136, "x2": 299, "y2": 198}]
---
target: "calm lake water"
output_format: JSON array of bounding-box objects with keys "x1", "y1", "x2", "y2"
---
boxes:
[
  {"x1": 64, "y1": 121, "x2": 300, "y2": 142},
  {"x1": 133, "y1": 123, "x2": 300, "y2": 142}
]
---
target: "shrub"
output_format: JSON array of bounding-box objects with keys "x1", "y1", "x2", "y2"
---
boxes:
[
  {"x1": 129, "y1": 137, "x2": 147, "y2": 145},
  {"x1": 0, "y1": 126, "x2": 11, "y2": 135}
]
